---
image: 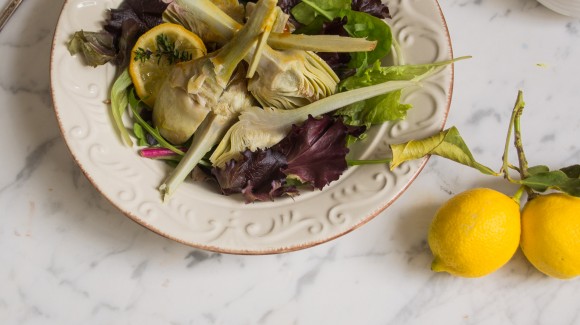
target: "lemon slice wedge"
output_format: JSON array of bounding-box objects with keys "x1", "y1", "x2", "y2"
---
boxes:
[{"x1": 129, "y1": 23, "x2": 207, "y2": 107}]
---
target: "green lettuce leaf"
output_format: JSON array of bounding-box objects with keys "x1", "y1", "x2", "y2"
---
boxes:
[
  {"x1": 335, "y1": 59, "x2": 462, "y2": 128},
  {"x1": 340, "y1": 9, "x2": 391, "y2": 68},
  {"x1": 335, "y1": 89, "x2": 410, "y2": 127},
  {"x1": 293, "y1": 0, "x2": 392, "y2": 69},
  {"x1": 291, "y1": 0, "x2": 351, "y2": 25}
]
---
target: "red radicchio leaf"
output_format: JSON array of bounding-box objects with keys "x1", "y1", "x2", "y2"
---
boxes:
[
  {"x1": 273, "y1": 115, "x2": 365, "y2": 190},
  {"x1": 211, "y1": 149, "x2": 298, "y2": 203}
]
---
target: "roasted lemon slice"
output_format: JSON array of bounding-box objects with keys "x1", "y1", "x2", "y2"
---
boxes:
[{"x1": 129, "y1": 23, "x2": 207, "y2": 107}]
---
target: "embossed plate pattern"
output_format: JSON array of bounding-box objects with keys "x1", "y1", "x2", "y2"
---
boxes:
[{"x1": 50, "y1": 0, "x2": 453, "y2": 254}]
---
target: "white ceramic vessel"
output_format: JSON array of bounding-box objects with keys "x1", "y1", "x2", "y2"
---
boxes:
[
  {"x1": 50, "y1": 0, "x2": 454, "y2": 254},
  {"x1": 538, "y1": 0, "x2": 580, "y2": 17}
]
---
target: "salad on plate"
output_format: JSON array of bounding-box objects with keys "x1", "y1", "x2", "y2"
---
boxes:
[{"x1": 67, "y1": 0, "x2": 460, "y2": 203}]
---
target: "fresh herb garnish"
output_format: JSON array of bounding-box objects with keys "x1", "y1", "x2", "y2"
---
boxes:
[
  {"x1": 133, "y1": 48, "x2": 153, "y2": 62},
  {"x1": 134, "y1": 33, "x2": 194, "y2": 64}
]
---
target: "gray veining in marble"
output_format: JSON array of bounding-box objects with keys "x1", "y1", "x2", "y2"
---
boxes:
[{"x1": 1, "y1": 0, "x2": 580, "y2": 324}]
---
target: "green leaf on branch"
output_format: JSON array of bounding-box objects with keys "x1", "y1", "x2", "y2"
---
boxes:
[
  {"x1": 520, "y1": 169, "x2": 580, "y2": 197},
  {"x1": 560, "y1": 164, "x2": 580, "y2": 179},
  {"x1": 390, "y1": 127, "x2": 497, "y2": 175},
  {"x1": 527, "y1": 165, "x2": 550, "y2": 176}
]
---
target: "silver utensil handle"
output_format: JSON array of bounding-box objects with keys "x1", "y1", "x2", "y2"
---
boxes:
[{"x1": 0, "y1": 0, "x2": 24, "y2": 32}]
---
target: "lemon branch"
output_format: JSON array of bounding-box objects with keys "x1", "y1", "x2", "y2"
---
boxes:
[
  {"x1": 512, "y1": 92, "x2": 538, "y2": 199},
  {"x1": 501, "y1": 91, "x2": 537, "y2": 199},
  {"x1": 501, "y1": 91, "x2": 523, "y2": 183}
]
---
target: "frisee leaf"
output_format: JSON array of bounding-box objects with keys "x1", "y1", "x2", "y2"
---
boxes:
[
  {"x1": 335, "y1": 89, "x2": 411, "y2": 128},
  {"x1": 335, "y1": 58, "x2": 468, "y2": 129},
  {"x1": 390, "y1": 127, "x2": 497, "y2": 176}
]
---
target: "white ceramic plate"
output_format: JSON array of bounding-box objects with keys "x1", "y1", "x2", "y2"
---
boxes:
[{"x1": 50, "y1": 0, "x2": 454, "y2": 254}]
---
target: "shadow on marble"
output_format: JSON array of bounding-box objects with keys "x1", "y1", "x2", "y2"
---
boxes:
[{"x1": 389, "y1": 202, "x2": 440, "y2": 276}]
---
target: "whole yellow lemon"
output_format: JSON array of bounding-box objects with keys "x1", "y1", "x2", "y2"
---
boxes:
[
  {"x1": 428, "y1": 188, "x2": 521, "y2": 277},
  {"x1": 520, "y1": 193, "x2": 580, "y2": 279}
]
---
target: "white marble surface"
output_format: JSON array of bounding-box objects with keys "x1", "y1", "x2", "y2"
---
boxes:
[{"x1": 1, "y1": 0, "x2": 580, "y2": 324}]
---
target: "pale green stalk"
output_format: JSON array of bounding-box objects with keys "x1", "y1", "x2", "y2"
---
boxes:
[
  {"x1": 159, "y1": 115, "x2": 226, "y2": 200},
  {"x1": 268, "y1": 34, "x2": 376, "y2": 52},
  {"x1": 210, "y1": 79, "x2": 419, "y2": 166},
  {"x1": 272, "y1": 6, "x2": 289, "y2": 33},
  {"x1": 110, "y1": 69, "x2": 133, "y2": 147},
  {"x1": 209, "y1": 1, "x2": 276, "y2": 85},
  {"x1": 168, "y1": 0, "x2": 377, "y2": 53},
  {"x1": 501, "y1": 91, "x2": 525, "y2": 183}
]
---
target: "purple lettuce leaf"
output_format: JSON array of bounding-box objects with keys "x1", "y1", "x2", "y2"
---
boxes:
[
  {"x1": 210, "y1": 115, "x2": 364, "y2": 202},
  {"x1": 317, "y1": 16, "x2": 356, "y2": 78},
  {"x1": 211, "y1": 149, "x2": 298, "y2": 203},
  {"x1": 106, "y1": 0, "x2": 169, "y2": 31},
  {"x1": 273, "y1": 115, "x2": 365, "y2": 190},
  {"x1": 352, "y1": 0, "x2": 391, "y2": 19},
  {"x1": 276, "y1": 0, "x2": 302, "y2": 14},
  {"x1": 104, "y1": 0, "x2": 170, "y2": 67}
]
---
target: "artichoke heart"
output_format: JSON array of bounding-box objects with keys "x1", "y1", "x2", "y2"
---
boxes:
[
  {"x1": 165, "y1": 0, "x2": 341, "y2": 111},
  {"x1": 153, "y1": 63, "x2": 216, "y2": 145},
  {"x1": 248, "y1": 49, "x2": 339, "y2": 110}
]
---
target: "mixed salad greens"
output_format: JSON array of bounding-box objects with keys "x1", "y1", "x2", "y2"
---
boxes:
[{"x1": 68, "y1": 0, "x2": 461, "y2": 202}]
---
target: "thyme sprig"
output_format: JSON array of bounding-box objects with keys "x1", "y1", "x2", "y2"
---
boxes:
[{"x1": 134, "y1": 34, "x2": 193, "y2": 65}]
